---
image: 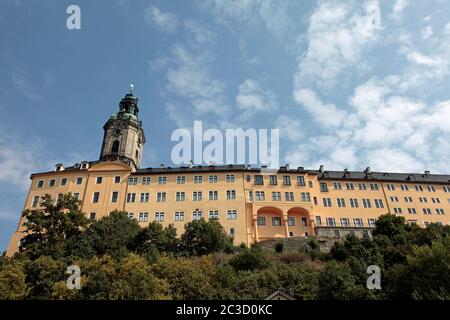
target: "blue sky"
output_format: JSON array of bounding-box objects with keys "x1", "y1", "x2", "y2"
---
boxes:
[{"x1": 1, "y1": 0, "x2": 450, "y2": 251}]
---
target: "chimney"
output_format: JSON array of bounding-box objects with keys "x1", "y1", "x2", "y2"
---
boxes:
[
  {"x1": 286, "y1": 164, "x2": 290, "y2": 171},
  {"x1": 319, "y1": 165, "x2": 324, "y2": 173},
  {"x1": 424, "y1": 170, "x2": 431, "y2": 176},
  {"x1": 160, "y1": 164, "x2": 165, "y2": 168},
  {"x1": 364, "y1": 167, "x2": 371, "y2": 174},
  {"x1": 189, "y1": 160, "x2": 194, "y2": 168}
]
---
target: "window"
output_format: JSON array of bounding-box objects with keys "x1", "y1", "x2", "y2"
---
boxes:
[
  {"x1": 194, "y1": 175, "x2": 203, "y2": 184},
  {"x1": 436, "y1": 208, "x2": 445, "y2": 215},
  {"x1": 285, "y1": 192, "x2": 294, "y2": 201},
  {"x1": 320, "y1": 182, "x2": 328, "y2": 192},
  {"x1": 443, "y1": 186, "x2": 450, "y2": 193},
  {"x1": 333, "y1": 182, "x2": 342, "y2": 190},
  {"x1": 249, "y1": 191, "x2": 253, "y2": 202},
  {"x1": 257, "y1": 216, "x2": 266, "y2": 226},
  {"x1": 394, "y1": 207, "x2": 403, "y2": 214},
  {"x1": 390, "y1": 196, "x2": 399, "y2": 202},
  {"x1": 96, "y1": 177, "x2": 103, "y2": 184},
  {"x1": 209, "y1": 210, "x2": 219, "y2": 220},
  {"x1": 229, "y1": 228, "x2": 235, "y2": 237},
  {"x1": 431, "y1": 197, "x2": 440, "y2": 204},
  {"x1": 419, "y1": 197, "x2": 428, "y2": 203},
  {"x1": 358, "y1": 183, "x2": 367, "y2": 190},
  {"x1": 209, "y1": 191, "x2": 218, "y2": 200},
  {"x1": 404, "y1": 197, "x2": 413, "y2": 203},
  {"x1": 368, "y1": 219, "x2": 376, "y2": 227},
  {"x1": 246, "y1": 175, "x2": 251, "y2": 182},
  {"x1": 288, "y1": 217, "x2": 295, "y2": 226},
  {"x1": 114, "y1": 176, "x2": 121, "y2": 184},
  {"x1": 301, "y1": 192, "x2": 311, "y2": 202},
  {"x1": 315, "y1": 216, "x2": 322, "y2": 226},
  {"x1": 142, "y1": 177, "x2": 151, "y2": 185},
  {"x1": 76, "y1": 177, "x2": 83, "y2": 185},
  {"x1": 37, "y1": 180, "x2": 44, "y2": 188},
  {"x1": 128, "y1": 213, "x2": 134, "y2": 219},
  {"x1": 154, "y1": 212, "x2": 164, "y2": 222},
  {"x1": 272, "y1": 192, "x2": 281, "y2": 201},
  {"x1": 297, "y1": 176, "x2": 305, "y2": 186},
  {"x1": 128, "y1": 177, "x2": 138, "y2": 185},
  {"x1": 415, "y1": 185, "x2": 423, "y2": 192},
  {"x1": 322, "y1": 198, "x2": 332, "y2": 207},
  {"x1": 126, "y1": 193, "x2": 136, "y2": 203},
  {"x1": 32, "y1": 196, "x2": 40, "y2": 207},
  {"x1": 92, "y1": 192, "x2": 100, "y2": 203},
  {"x1": 49, "y1": 179, "x2": 55, "y2": 187},
  {"x1": 111, "y1": 140, "x2": 119, "y2": 153},
  {"x1": 157, "y1": 192, "x2": 167, "y2": 202},
  {"x1": 140, "y1": 192, "x2": 150, "y2": 203},
  {"x1": 158, "y1": 176, "x2": 167, "y2": 184},
  {"x1": 427, "y1": 185, "x2": 436, "y2": 192},
  {"x1": 255, "y1": 191, "x2": 265, "y2": 201},
  {"x1": 111, "y1": 191, "x2": 119, "y2": 203},
  {"x1": 193, "y1": 191, "x2": 202, "y2": 201},
  {"x1": 226, "y1": 174, "x2": 235, "y2": 182},
  {"x1": 375, "y1": 199, "x2": 384, "y2": 208},
  {"x1": 193, "y1": 210, "x2": 203, "y2": 220},
  {"x1": 334, "y1": 230, "x2": 341, "y2": 237},
  {"x1": 61, "y1": 178, "x2": 67, "y2": 186},
  {"x1": 301, "y1": 217, "x2": 308, "y2": 226},
  {"x1": 138, "y1": 213, "x2": 148, "y2": 222},
  {"x1": 254, "y1": 175, "x2": 264, "y2": 185},
  {"x1": 340, "y1": 218, "x2": 350, "y2": 227},
  {"x1": 283, "y1": 176, "x2": 291, "y2": 186},
  {"x1": 326, "y1": 218, "x2": 336, "y2": 227},
  {"x1": 89, "y1": 212, "x2": 96, "y2": 221},
  {"x1": 209, "y1": 175, "x2": 218, "y2": 183},
  {"x1": 423, "y1": 208, "x2": 432, "y2": 215},
  {"x1": 407, "y1": 208, "x2": 416, "y2": 214},
  {"x1": 350, "y1": 198, "x2": 359, "y2": 208},
  {"x1": 227, "y1": 190, "x2": 236, "y2": 200},
  {"x1": 369, "y1": 183, "x2": 379, "y2": 190},
  {"x1": 73, "y1": 193, "x2": 80, "y2": 200},
  {"x1": 400, "y1": 184, "x2": 409, "y2": 191},
  {"x1": 176, "y1": 176, "x2": 185, "y2": 184},
  {"x1": 272, "y1": 217, "x2": 282, "y2": 226},
  {"x1": 346, "y1": 183, "x2": 354, "y2": 190},
  {"x1": 337, "y1": 198, "x2": 346, "y2": 208},
  {"x1": 269, "y1": 175, "x2": 278, "y2": 185},
  {"x1": 308, "y1": 181, "x2": 313, "y2": 188},
  {"x1": 227, "y1": 210, "x2": 237, "y2": 220},
  {"x1": 362, "y1": 199, "x2": 372, "y2": 208},
  {"x1": 354, "y1": 218, "x2": 363, "y2": 227},
  {"x1": 313, "y1": 197, "x2": 318, "y2": 205},
  {"x1": 175, "y1": 212, "x2": 185, "y2": 221},
  {"x1": 386, "y1": 184, "x2": 395, "y2": 191},
  {"x1": 176, "y1": 192, "x2": 185, "y2": 201}
]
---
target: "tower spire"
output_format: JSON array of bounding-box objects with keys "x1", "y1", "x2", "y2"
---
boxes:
[{"x1": 130, "y1": 83, "x2": 134, "y2": 95}]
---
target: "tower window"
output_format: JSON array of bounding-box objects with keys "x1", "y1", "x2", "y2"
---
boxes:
[{"x1": 111, "y1": 141, "x2": 120, "y2": 154}]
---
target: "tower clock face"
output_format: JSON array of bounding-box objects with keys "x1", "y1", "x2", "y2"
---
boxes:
[{"x1": 113, "y1": 128, "x2": 121, "y2": 136}]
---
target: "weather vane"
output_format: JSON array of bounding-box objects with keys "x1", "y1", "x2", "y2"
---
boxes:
[{"x1": 130, "y1": 83, "x2": 135, "y2": 95}]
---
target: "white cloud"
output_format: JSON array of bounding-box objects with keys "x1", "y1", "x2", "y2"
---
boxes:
[
  {"x1": 392, "y1": 0, "x2": 409, "y2": 20},
  {"x1": 406, "y1": 51, "x2": 446, "y2": 67},
  {"x1": 236, "y1": 79, "x2": 278, "y2": 119},
  {"x1": 184, "y1": 19, "x2": 217, "y2": 45},
  {"x1": 293, "y1": 0, "x2": 380, "y2": 91},
  {"x1": 144, "y1": 5, "x2": 179, "y2": 33},
  {"x1": 294, "y1": 88, "x2": 347, "y2": 127}
]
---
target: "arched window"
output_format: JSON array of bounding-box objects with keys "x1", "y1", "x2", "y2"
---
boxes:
[
  {"x1": 135, "y1": 150, "x2": 139, "y2": 159},
  {"x1": 111, "y1": 141, "x2": 120, "y2": 154}
]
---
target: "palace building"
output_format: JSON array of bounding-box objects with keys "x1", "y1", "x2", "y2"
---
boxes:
[{"x1": 6, "y1": 91, "x2": 450, "y2": 256}]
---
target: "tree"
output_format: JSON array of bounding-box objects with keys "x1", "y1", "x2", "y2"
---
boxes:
[
  {"x1": 180, "y1": 219, "x2": 232, "y2": 256},
  {"x1": 0, "y1": 262, "x2": 28, "y2": 299},
  {"x1": 24, "y1": 255, "x2": 65, "y2": 299},
  {"x1": 133, "y1": 222, "x2": 179, "y2": 256},
  {"x1": 229, "y1": 244, "x2": 271, "y2": 272},
  {"x1": 20, "y1": 193, "x2": 89, "y2": 259},
  {"x1": 78, "y1": 210, "x2": 141, "y2": 260}
]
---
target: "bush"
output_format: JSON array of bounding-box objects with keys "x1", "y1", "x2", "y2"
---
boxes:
[{"x1": 274, "y1": 241, "x2": 284, "y2": 253}]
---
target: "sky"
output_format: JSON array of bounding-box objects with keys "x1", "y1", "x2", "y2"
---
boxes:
[{"x1": 1, "y1": 0, "x2": 450, "y2": 251}]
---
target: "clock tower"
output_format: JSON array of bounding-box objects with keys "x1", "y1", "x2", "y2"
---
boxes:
[{"x1": 99, "y1": 88, "x2": 146, "y2": 170}]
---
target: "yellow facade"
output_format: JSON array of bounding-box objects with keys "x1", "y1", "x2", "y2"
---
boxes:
[{"x1": 6, "y1": 162, "x2": 450, "y2": 256}]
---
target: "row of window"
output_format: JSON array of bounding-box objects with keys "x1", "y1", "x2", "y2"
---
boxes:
[
  {"x1": 125, "y1": 190, "x2": 238, "y2": 203},
  {"x1": 321, "y1": 197, "x2": 385, "y2": 209},
  {"x1": 128, "y1": 174, "x2": 237, "y2": 185},
  {"x1": 256, "y1": 216, "x2": 308, "y2": 227},
  {"x1": 249, "y1": 191, "x2": 312, "y2": 202},
  {"x1": 393, "y1": 207, "x2": 445, "y2": 215},
  {"x1": 323, "y1": 182, "x2": 380, "y2": 192},
  {"x1": 390, "y1": 196, "x2": 445, "y2": 204},
  {"x1": 89, "y1": 210, "x2": 239, "y2": 222},
  {"x1": 252, "y1": 175, "x2": 311, "y2": 187},
  {"x1": 315, "y1": 217, "x2": 376, "y2": 228}
]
